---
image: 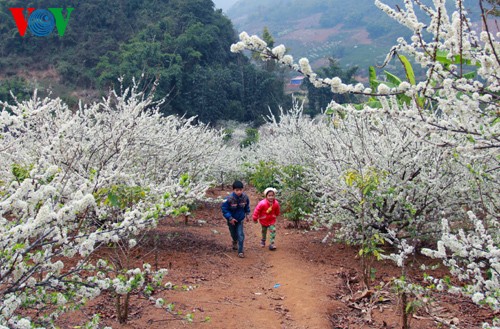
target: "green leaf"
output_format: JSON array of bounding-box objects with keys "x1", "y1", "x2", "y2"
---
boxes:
[
  {"x1": 369, "y1": 66, "x2": 379, "y2": 91},
  {"x1": 398, "y1": 55, "x2": 416, "y2": 85},
  {"x1": 435, "y1": 50, "x2": 453, "y2": 65},
  {"x1": 179, "y1": 173, "x2": 190, "y2": 187},
  {"x1": 107, "y1": 193, "x2": 119, "y2": 207},
  {"x1": 405, "y1": 301, "x2": 415, "y2": 314},
  {"x1": 345, "y1": 170, "x2": 358, "y2": 187},
  {"x1": 366, "y1": 100, "x2": 382, "y2": 108},
  {"x1": 324, "y1": 107, "x2": 335, "y2": 115},
  {"x1": 13, "y1": 243, "x2": 25, "y2": 251},
  {"x1": 463, "y1": 71, "x2": 476, "y2": 79},
  {"x1": 384, "y1": 70, "x2": 402, "y2": 86}
]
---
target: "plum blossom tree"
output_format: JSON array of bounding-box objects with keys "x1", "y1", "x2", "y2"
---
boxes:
[
  {"x1": 422, "y1": 211, "x2": 500, "y2": 310},
  {"x1": 0, "y1": 82, "x2": 228, "y2": 327},
  {"x1": 231, "y1": 0, "x2": 499, "y2": 322},
  {"x1": 252, "y1": 100, "x2": 485, "y2": 287},
  {"x1": 231, "y1": 0, "x2": 499, "y2": 149}
]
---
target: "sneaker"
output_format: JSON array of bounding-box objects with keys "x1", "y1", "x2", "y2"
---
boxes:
[
  {"x1": 232, "y1": 241, "x2": 238, "y2": 250},
  {"x1": 238, "y1": 253, "x2": 245, "y2": 258},
  {"x1": 269, "y1": 244, "x2": 277, "y2": 251},
  {"x1": 260, "y1": 239, "x2": 266, "y2": 248}
]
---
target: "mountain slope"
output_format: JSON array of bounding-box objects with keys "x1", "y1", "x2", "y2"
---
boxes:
[
  {"x1": 226, "y1": 0, "x2": 479, "y2": 74},
  {"x1": 227, "y1": 0, "x2": 408, "y2": 70}
]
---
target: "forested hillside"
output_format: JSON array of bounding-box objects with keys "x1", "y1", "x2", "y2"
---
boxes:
[{"x1": 0, "y1": 0, "x2": 289, "y2": 123}]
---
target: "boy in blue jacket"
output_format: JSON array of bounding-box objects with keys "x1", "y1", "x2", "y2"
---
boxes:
[{"x1": 221, "y1": 180, "x2": 250, "y2": 258}]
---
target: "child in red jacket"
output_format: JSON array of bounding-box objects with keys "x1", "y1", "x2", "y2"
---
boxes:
[{"x1": 252, "y1": 187, "x2": 280, "y2": 250}]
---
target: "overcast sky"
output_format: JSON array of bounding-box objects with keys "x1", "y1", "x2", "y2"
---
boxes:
[{"x1": 212, "y1": 0, "x2": 239, "y2": 12}]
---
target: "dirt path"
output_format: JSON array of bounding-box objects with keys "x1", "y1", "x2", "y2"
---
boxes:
[
  {"x1": 57, "y1": 187, "x2": 490, "y2": 328},
  {"x1": 199, "y1": 219, "x2": 341, "y2": 329},
  {"x1": 138, "y1": 189, "x2": 344, "y2": 329},
  {"x1": 230, "y1": 191, "x2": 342, "y2": 328}
]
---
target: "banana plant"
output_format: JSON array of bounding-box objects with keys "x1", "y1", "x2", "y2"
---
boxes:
[
  {"x1": 358, "y1": 51, "x2": 479, "y2": 110},
  {"x1": 361, "y1": 54, "x2": 423, "y2": 109}
]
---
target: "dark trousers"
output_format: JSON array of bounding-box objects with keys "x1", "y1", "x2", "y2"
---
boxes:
[{"x1": 228, "y1": 220, "x2": 245, "y2": 253}]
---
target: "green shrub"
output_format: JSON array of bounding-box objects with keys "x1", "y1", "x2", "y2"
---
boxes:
[
  {"x1": 222, "y1": 128, "x2": 234, "y2": 142},
  {"x1": 240, "y1": 128, "x2": 259, "y2": 148},
  {"x1": 94, "y1": 185, "x2": 149, "y2": 209},
  {"x1": 0, "y1": 77, "x2": 32, "y2": 102},
  {"x1": 279, "y1": 164, "x2": 314, "y2": 227},
  {"x1": 246, "y1": 161, "x2": 280, "y2": 193},
  {"x1": 11, "y1": 163, "x2": 33, "y2": 183},
  {"x1": 247, "y1": 161, "x2": 314, "y2": 227}
]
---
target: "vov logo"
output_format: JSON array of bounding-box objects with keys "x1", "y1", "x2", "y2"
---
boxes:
[{"x1": 9, "y1": 7, "x2": 74, "y2": 37}]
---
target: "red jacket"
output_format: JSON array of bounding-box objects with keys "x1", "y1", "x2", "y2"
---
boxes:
[{"x1": 252, "y1": 199, "x2": 280, "y2": 227}]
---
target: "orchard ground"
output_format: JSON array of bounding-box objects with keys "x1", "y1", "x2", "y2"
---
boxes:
[{"x1": 58, "y1": 186, "x2": 494, "y2": 329}]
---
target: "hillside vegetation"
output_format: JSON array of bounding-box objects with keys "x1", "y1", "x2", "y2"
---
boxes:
[
  {"x1": 0, "y1": 0, "x2": 289, "y2": 124},
  {"x1": 227, "y1": 0, "x2": 469, "y2": 73}
]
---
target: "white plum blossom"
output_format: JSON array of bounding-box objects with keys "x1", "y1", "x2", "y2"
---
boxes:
[
  {"x1": 271, "y1": 44, "x2": 286, "y2": 58},
  {"x1": 0, "y1": 82, "x2": 228, "y2": 326},
  {"x1": 232, "y1": 1, "x2": 499, "y2": 324},
  {"x1": 423, "y1": 212, "x2": 500, "y2": 310},
  {"x1": 155, "y1": 298, "x2": 165, "y2": 308},
  {"x1": 11, "y1": 318, "x2": 31, "y2": 329},
  {"x1": 473, "y1": 292, "x2": 485, "y2": 304},
  {"x1": 298, "y1": 58, "x2": 313, "y2": 75},
  {"x1": 281, "y1": 54, "x2": 294, "y2": 66},
  {"x1": 231, "y1": 1, "x2": 499, "y2": 150},
  {"x1": 377, "y1": 83, "x2": 391, "y2": 94},
  {"x1": 230, "y1": 42, "x2": 245, "y2": 53}
]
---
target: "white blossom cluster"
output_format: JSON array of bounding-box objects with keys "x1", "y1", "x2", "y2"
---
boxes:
[
  {"x1": 422, "y1": 211, "x2": 500, "y2": 310},
  {"x1": 87, "y1": 262, "x2": 167, "y2": 297},
  {"x1": 234, "y1": 0, "x2": 499, "y2": 322},
  {"x1": 381, "y1": 234, "x2": 415, "y2": 268},
  {"x1": 0, "y1": 83, "x2": 226, "y2": 326},
  {"x1": 212, "y1": 121, "x2": 256, "y2": 186},
  {"x1": 252, "y1": 100, "x2": 493, "y2": 243},
  {"x1": 231, "y1": 0, "x2": 499, "y2": 150}
]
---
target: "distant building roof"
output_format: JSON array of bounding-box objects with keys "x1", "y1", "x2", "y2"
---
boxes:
[{"x1": 290, "y1": 76, "x2": 305, "y2": 85}]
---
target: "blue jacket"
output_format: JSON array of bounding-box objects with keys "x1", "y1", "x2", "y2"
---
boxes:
[{"x1": 221, "y1": 192, "x2": 250, "y2": 222}]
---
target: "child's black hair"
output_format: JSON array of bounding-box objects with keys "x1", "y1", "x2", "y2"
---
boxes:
[{"x1": 232, "y1": 180, "x2": 244, "y2": 189}]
